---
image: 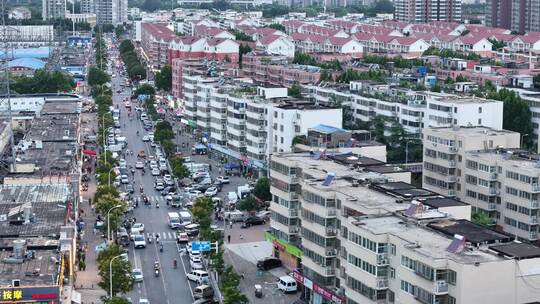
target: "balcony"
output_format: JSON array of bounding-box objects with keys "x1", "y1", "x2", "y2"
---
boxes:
[
  {"x1": 325, "y1": 227, "x2": 338, "y2": 237},
  {"x1": 326, "y1": 209, "x2": 337, "y2": 217},
  {"x1": 324, "y1": 267, "x2": 336, "y2": 276},
  {"x1": 489, "y1": 188, "x2": 498, "y2": 195},
  {"x1": 488, "y1": 172, "x2": 498, "y2": 180},
  {"x1": 289, "y1": 209, "x2": 299, "y2": 217},
  {"x1": 448, "y1": 146, "x2": 458, "y2": 154},
  {"x1": 530, "y1": 201, "x2": 540, "y2": 209},
  {"x1": 530, "y1": 216, "x2": 539, "y2": 225},
  {"x1": 533, "y1": 184, "x2": 540, "y2": 193},
  {"x1": 376, "y1": 278, "x2": 389, "y2": 289},
  {"x1": 376, "y1": 253, "x2": 389, "y2": 266},
  {"x1": 448, "y1": 161, "x2": 456, "y2": 168},
  {"x1": 487, "y1": 203, "x2": 497, "y2": 210},
  {"x1": 447, "y1": 175, "x2": 457, "y2": 182},
  {"x1": 325, "y1": 248, "x2": 338, "y2": 257},
  {"x1": 529, "y1": 231, "x2": 538, "y2": 240},
  {"x1": 434, "y1": 280, "x2": 449, "y2": 294}
]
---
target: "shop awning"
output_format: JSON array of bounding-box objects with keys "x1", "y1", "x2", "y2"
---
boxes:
[
  {"x1": 224, "y1": 163, "x2": 241, "y2": 169},
  {"x1": 83, "y1": 149, "x2": 97, "y2": 156}
]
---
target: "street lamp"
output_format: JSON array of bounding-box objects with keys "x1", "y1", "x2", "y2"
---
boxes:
[
  {"x1": 107, "y1": 204, "x2": 123, "y2": 242},
  {"x1": 108, "y1": 167, "x2": 115, "y2": 186},
  {"x1": 109, "y1": 253, "x2": 128, "y2": 298}
]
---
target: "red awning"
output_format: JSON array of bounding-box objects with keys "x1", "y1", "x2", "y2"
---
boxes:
[{"x1": 83, "y1": 150, "x2": 97, "y2": 156}]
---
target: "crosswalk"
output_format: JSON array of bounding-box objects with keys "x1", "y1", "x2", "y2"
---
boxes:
[
  {"x1": 136, "y1": 195, "x2": 166, "y2": 205},
  {"x1": 146, "y1": 231, "x2": 177, "y2": 240}
]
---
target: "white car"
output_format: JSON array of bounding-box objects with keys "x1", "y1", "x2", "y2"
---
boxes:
[
  {"x1": 133, "y1": 235, "x2": 146, "y2": 248},
  {"x1": 216, "y1": 176, "x2": 230, "y2": 184},
  {"x1": 142, "y1": 135, "x2": 150, "y2": 142},
  {"x1": 135, "y1": 161, "x2": 144, "y2": 169},
  {"x1": 163, "y1": 174, "x2": 174, "y2": 186},
  {"x1": 204, "y1": 187, "x2": 218, "y2": 197},
  {"x1": 131, "y1": 223, "x2": 145, "y2": 234},
  {"x1": 139, "y1": 299, "x2": 149, "y2": 304},
  {"x1": 151, "y1": 168, "x2": 161, "y2": 176},
  {"x1": 186, "y1": 270, "x2": 209, "y2": 283},
  {"x1": 119, "y1": 159, "x2": 127, "y2": 168},
  {"x1": 190, "y1": 255, "x2": 203, "y2": 269},
  {"x1": 121, "y1": 175, "x2": 129, "y2": 184},
  {"x1": 132, "y1": 268, "x2": 143, "y2": 282}
]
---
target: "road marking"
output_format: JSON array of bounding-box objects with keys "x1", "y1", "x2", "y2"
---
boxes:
[
  {"x1": 152, "y1": 238, "x2": 170, "y2": 304},
  {"x1": 176, "y1": 242, "x2": 194, "y2": 299}
]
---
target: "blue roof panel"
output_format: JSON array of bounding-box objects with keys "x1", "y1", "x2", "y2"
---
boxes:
[
  {"x1": 8, "y1": 58, "x2": 46, "y2": 70},
  {"x1": 311, "y1": 124, "x2": 346, "y2": 134}
]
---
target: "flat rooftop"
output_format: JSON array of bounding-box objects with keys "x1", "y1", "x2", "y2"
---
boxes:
[
  {"x1": 0, "y1": 184, "x2": 70, "y2": 237},
  {"x1": 40, "y1": 101, "x2": 81, "y2": 114},
  {"x1": 352, "y1": 216, "x2": 504, "y2": 264},
  {"x1": 330, "y1": 154, "x2": 384, "y2": 167},
  {"x1": 371, "y1": 182, "x2": 437, "y2": 198},
  {"x1": 418, "y1": 197, "x2": 468, "y2": 208},
  {"x1": 0, "y1": 245, "x2": 61, "y2": 287},
  {"x1": 428, "y1": 219, "x2": 513, "y2": 245},
  {"x1": 426, "y1": 126, "x2": 518, "y2": 138},
  {"x1": 489, "y1": 242, "x2": 540, "y2": 260},
  {"x1": 366, "y1": 165, "x2": 409, "y2": 174},
  {"x1": 25, "y1": 113, "x2": 79, "y2": 142},
  {"x1": 468, "y1": 150, "x2": 540, "y2": 170},
  {"x1": 16, "y1": 141, "x2": 78, "y2": 176}
]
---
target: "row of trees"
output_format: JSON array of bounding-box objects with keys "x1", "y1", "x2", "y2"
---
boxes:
[
  {"x1": 12, "y1": 69, "x2": 75, "y2": 94},
  {"x1": 191, "y1": 197, "x2": 248, "y2": 304},
  {"x1": 155, "y1": 65, "x2": 172, "y2": 92},
  {"x1": 422, "y1": 46, "x2": 481, "y2": 61},
  {"x1": 237, "y1": 177, "x2": 271, "y2": 212},
  {"x1": 119, "y1": 40, "x2": 147, "y2": 80}
]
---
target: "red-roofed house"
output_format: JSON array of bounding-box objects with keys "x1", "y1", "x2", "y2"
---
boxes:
[
  {"x1": 141, "y1": 23, "x2": 177, "y2": 70},
  {"x1": 324, "y1": 37, "x2": 363, "y2": 57},
  {"x1": 282, "y1": 20, "x2": 305, "y2": 34},
  {"x1": 299, "y1": 24, "x2": 349, "y2": 38},
  {"x1": 451, "y1": 36, "x2": 493, "y2": 57},
  {"x1": 237, "y1": 25, "x2": 286, "y2": 41},
  {"x1": 386, "y1": 37, "x2": 430, "y2": 57},
  {"x1": 325, "y1": 19, "x2": 361, "y2": 33},
  {"x1": 193, "y1": 25, "x2": 235, "y2": 40},
  {"x1": 204, "y1": 38, "x2": 239, "y2": 62},
  {"x1": 255, "y1": 35, "x2": 295, "y2": 57}
]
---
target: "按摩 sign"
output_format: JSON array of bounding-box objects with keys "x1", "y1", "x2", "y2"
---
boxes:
[{"x1": 0, "y1": 286, "x2": 59, "y2": 302}]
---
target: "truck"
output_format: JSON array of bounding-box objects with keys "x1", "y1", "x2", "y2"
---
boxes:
[
  {"x1": 237, "y1": 184, "x2": 251, "y2": 200},
  {"x1": 168, "y1": 212, "x2": 181, "y2": 229}
]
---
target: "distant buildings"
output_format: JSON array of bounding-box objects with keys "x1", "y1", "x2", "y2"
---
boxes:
[
  {"x1": 394, "y1": 0, "x2": 462, "y2": 23},
  {"x1": 90, "y1": 0, "x2": 128, "y2": 25},
  {"x1": 66, "y1": 13, "x2": 98, "y2": 28},
  {"x1": 0, "y1": 26, "x2": 54, "y2": 47},
  {"x1": 42, "y1": 0, "x2": 66, "y2": 20},
  {"x1": 9, "y1": 7, "x2": 31, "y2": 20},
  {"x1": 486, "y1": 0, "x2": 540, "y2": 32}
]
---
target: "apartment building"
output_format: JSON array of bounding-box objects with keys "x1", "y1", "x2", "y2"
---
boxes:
[
  {"x1": 93, "y1": 0, "x2": 128, "y2": 25},
  {"x1": 486, "y1": 0, "x2": 540, "y2": 32},
  {"x1": 269, "y1": 152, "x2": 540, "y2": 304},
  {"x1": 42, "y1": 0, "x2": 66, "y2": 20},
  {"x1": 242, "y1": 54, "x2": 321, "y2": 88},
  {"x1": 308, "y1": 81, "x2": 503, "y2": 137},
  {"x1": 394, "y1": 0, "x2": 462, "y2": 23},
  {"x1": 422, "y1": 127, "x2": 540, "y2": 241}
]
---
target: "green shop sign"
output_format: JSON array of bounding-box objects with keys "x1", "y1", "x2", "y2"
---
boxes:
[{"x1": 265, "y1": 231, "x2": 302, "y2": 258}]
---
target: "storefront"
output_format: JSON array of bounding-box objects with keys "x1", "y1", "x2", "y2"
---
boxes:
[
  {"x1": 208, "y1": 143, "x2": 267, "y2": 178},
  {"x1": 264, "y1": 232, "x2": 301, "y2": 270},
  {"x1": 292, "y1": 270, "x2": 344, "y2": 304},
  {"x1": 0, "y1": 286, "x2": 60, "y2": 304}
]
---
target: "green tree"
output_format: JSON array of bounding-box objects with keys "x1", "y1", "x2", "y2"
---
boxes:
[
  {"x1": 267, "y1": 23, "x2": 285, "y2": 32},
  {"x1": 292, "y1": 135, "x2": 307, "y2": 146},
  {"x1": 154, "y1": 121, "x2": 175, "y2": 142},
  {"x1": 133, "y1": 84, "x2": 156, "y2": 97},
  {"x1": 94, "y1": 185, "x2": 119, "y2": 203},
  {"x1": 431, "y1": 84, "x2": 442, "y2": 92},
  {"x1": 12, "y1": 69, "x2": 76, "y2": 94},
  {"x1": 97, "y1": 245, "x2": 133, "y2": 296},
  {"x1": 472, "y1": 211, "x2": 494, "y2": 226},
  {"x1": 238, "y1": 43, "x2": 252, "y2": 67},
  {"x1": 233, "y1": 30, "x2": 253, "y2": 42},
  {"x1": 319, "y1": 69, "x2": 333, "y2": 82},
  {"x1": 253, "y1": 177, "x2": 271, "y2": 201},
  {"x1": 88, "y1": 66, "x2": 110, "y2": 86},
  {"x1": 104, "y1": 297, "x2": 130, "y2": 304},
  {"x1": 155, "y1": 65, "x2": 172, "y2": 91},
  {"x1": 129, "y1": 64, "x2": 147, "y2": 80},
  {"x1": 95, "y1": 194, "x2": 127, "y2": 232},
  {"x1": 288, "y1": 84, "x2": 302, "y2": 98},
  {"x1": 119, "y1": 40, "x2": 135, "y2": 53},
  {"x1": 371, "y1": 115, "x2": 386, "y2": 144},
  {"x1": 141, "y1": 0, "x2": 161, "y2": 11},
  {"x1": 170, "y1": 156, "x2": 191, "y2": 179},
  {"x1": 237, "y1": 196, "x2": 260, "y2": 212}
]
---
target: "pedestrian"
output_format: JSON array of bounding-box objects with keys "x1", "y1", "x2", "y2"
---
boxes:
[
  {"x1": 229, "y1": 221, "x2": 233, "y2": 229},
  {"x1": 93, "y1": 228, "x2": 97, "y2": 235},
  {"x1": 239, "y1": 234, "x2": 244, "y2": 240},
  {"x1": 218, "y1": 167, "x2": 221, "y2": 174},
  {"x1": 209, "y1": 164, "x2": 212, "y2": 171},
  {"x1": 227, "y1": 235, "x2": 231, "y2": 243}
]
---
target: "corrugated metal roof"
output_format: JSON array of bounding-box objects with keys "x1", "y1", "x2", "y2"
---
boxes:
[{"x1": 8, "y1": 57, "x2": 46, "y2": 70}]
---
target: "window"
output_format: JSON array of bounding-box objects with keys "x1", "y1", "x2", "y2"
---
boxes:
[
  {"x1": 390, "y1": 244, "x2": 396, "y2": 256},
  {"x1": 280, "y1": 137, "x2": 283, "y2": 144},
  {"x1": 478, "y1": 118, "x2": 482, "y2": 125},
  {"x1": 390, "y1": 267, "x2": 395, "y2": 279},
  {"x1": 447, "y1": 270, "x2": 457, "y2": 285},
  {"x1": 478, "y1": 107, "x2": 482, "y2": 113},
  {"x1": 274, "y1": 111, "x2": 277, "y2": 118},
  {"x1": 400, "y1": 280, "x2": 414, "y2": 295}
]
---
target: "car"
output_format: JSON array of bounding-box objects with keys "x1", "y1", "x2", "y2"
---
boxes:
[
  {"x1": 192, "y1": 299, "x2": 217, "y2": 304},
  {"x1": 121, "y1": 175, "x2": 130, "y2": 184},
  {"x1": 161, "y1": 186, "x2": 174, "y2": 196},
  {"x1": 204, "y1": 187, "x2": 218, "y2": 197},
  {"x1": 154, "y1": 182, "x2": 165, "y2": 191},
  {"x1": 142, "y1": 135, "x2": 150, "y2": 142},
  {"x1": 119, "y1": 159, "x2": 127, "y2": 168},
  {"x1": 187, "y1": 190, "x2": 203, "y2": 199},
  {"x1": 163, "y1": 174, "x2": 174, "y2": 186},
  {"x1": 190, "y1": 255, "x2": 203, "y2": 269},
  {"x1": 151, "y1": 168, "x2": 161, "y2": 176},
  {"x1": 216, "y1": 176, "x2": 230, "y2": 184},
  {"x1": 139, "y1": 299, "x2": 149, "y2": 304},
  {"x1": 126, "y1": 184, "x2": 134, "y2": 194},
  {"x1": 131, "y1": 223, "x2": 145, "y2": 234},
  {"x1": 177, "y1": 232, "x2": 189, "y2": 243},
  {"x1": 133, "y1": 235, "x2": 146, "y2": 248},
  {"x1": 194, "y1": 184, "x2": 211, "y2": 192},
  {"x1": 256, "y1": 257, "x2": 282, "y2": 270},
  {"x1": 149, "y1": 160, "x2": 158, "y2": 170},
  {"x1": 242, "y1": 216, "x2": 265, "y2": 227},
  {"x1": 132, "y1": 268, "x2": 144, "y2": 282},
  {"x1": 135, "y1": 161, "x2": 144, "y2": 169},
  {"x1": 186, "y1": 270, "x2": 209, "y2": 284}
]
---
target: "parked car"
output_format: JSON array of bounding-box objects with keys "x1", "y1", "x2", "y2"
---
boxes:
[
  {"x1": 161, "y1": 186, "x2": 175, "y2": 196},
  {"x1": 151, "y1": 168, "x2": 161, "y2": 176},
  {"x1": 256, "y1": 257, "x2": 282, "y2": 270},
  {"x1": 135, "y1": 161, "x2": 145, "y2": 169},
  {"x1": 242, "y1": 216, "x2": 265, "y2": 227},
  {"x1": 216, "y1": 176, "x2": 230, "y2": 184},
  {"x1": 131, "y1": 223, "x2": 145, "y2": 234},
  {"x1": 177, "y1": 232, "x2": 190, "y2": 243},
  {"x1": 187, "y1": 270, "x2": 209, "y2": 284},
  {"x1": 190, "y1": 255, "x2": 203, "y2": 269},
  {"x1": 142, "y1": 135, "x2": 150, "y2": 142},
  {"x1": 204, "y1": 187, "x2": 218, "y2": 197},
  {"x1": 133, "y1": 235, "x2": 146, "y2": 249}
]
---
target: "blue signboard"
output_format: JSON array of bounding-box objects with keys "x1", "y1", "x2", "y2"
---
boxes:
[{"x1": 191, "y1": 241, "x2": 211, "y2": 252}]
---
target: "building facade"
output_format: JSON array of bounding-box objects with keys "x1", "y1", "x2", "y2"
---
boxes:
[
  {"x1": 394, "y1": 0, "x2": 462, "y2": 23},
  {"x1": 94, "y1": 0, "x2": 128, "y2": 25},
  {"x1": 42, "y1": 0, "x2": 66, "y2": 20}
]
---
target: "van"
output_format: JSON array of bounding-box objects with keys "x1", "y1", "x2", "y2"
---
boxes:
[
  {"x1": 168, "y1": 212, "x2": 181, "y2": 229},
  {"x1": 224, "y1": 210, "x2": 245, "y2": 222},
  {"x1": 178, "y1": 211, "x2": 192, "y2": 226},
  {"x1": 193, "y1": 285, "x2": 214, "y2": 299},
  {"x1": 186, "y1": 270, "x2": 209, "y2": 284},
  {"x1": 277, "y1": 276, "x2": 297, "y2": 293},
  {"x1": 184, "y1": 223, "x2": 200, "y2": 237}
]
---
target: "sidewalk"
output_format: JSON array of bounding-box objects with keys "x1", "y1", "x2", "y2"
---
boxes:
[
  {"x1": 224, "y1": 241, "x2": 299, "y2": 304},
  {"x1": 75, "y1": 113, "x2": 107, "y2": 303}
]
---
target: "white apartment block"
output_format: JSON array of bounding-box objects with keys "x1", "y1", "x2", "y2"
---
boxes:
[
  {"x1": 269, "y1": 152, "x2": 540, "y2": 304},
  {"x1": 422, "y1": 127, "x2": 540, "y2": 241},
  {"x1": 42, "y1": 0, "x2": 66, "y2": 20},
  {"x1": 94, "y1": 0, "x2": 128, "y2": 25},
  {"x1": 308, "y1": 81, "x2": 503, "y2": 137},
  {"x1": 508, "y1": 87, "x2": 540, "y2": 150}
]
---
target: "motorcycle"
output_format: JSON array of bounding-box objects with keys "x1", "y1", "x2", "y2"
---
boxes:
[
  {"x1": 159, "y1": 244, "x2": 163, "y2": 252},
  {"x1": 148, "y1": 235, "x2": 153, "y2": 243},
  {"x1": 173, "y1": 259, "x2": 177, "y2": 269},
  {"x1": 156, "y1": 203, "x2": 160, "y2": 208},
  {"x1": 154, "y1": 261, "x2": 160, "y2": 277}
]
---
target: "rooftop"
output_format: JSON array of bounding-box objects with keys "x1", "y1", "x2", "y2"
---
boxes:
[
  {"x1": 418, "y1": 197, "x2": 468, "y2": 208},
  {"x1": 0, "y1": 243, "x2": 61, "y2": 287},
  {"x1": 353, "y1": 216, "x2": 504, "y2": 264},
  {"x1": 489, "y1": 242, "x2": 540, "y2": 260},
  {"x1": 309, "y1": 124, "x2": 348, "y2": 134},
  {"x1": 370, "y1": 182, "x2": 437, "y2": 199},
  {"x1": 25, "y1": 113, "x2": 79, "y2": 142},
  {"x1": 0, "y1": 184, "x2": 70, "y2": 237},
  {"x1": 425, "y1": 126, "x2": 518, "y2": 138},
  {"x1": 8, "y1": 58, "x2": 46, "y2": 70},
  {"x1": 275, "y1": 100, "x2": 339, "y2": 110},
  {"x1": 16, "y1": 141, "x2": 78, "y2": 176},
  {"x1": 428, "y1": 219, "x2": 513, "y2": 245},
  {"x1": 40, "y1": 101, "x2": 81, "y2": 114}
]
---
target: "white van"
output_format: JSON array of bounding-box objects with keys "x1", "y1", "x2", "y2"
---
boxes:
[
  {"x1": 193, "y1": 285, "x2": 214, "y2": 299},
  {"x1": 168, "y1": 212, "x2": 181, "y2": 229},
  {"x1": 277, "y1": 276, "x2": 297, "y2": 293},
  {"x1": 186, "y1": 270, "x2": 209, "y2": 284},
  {"x1": 178, "y1": 211, "x2": 192, "y2": 226},
  {"x1": 224, "y1": 210, "x2": 245, "y2": 222}
]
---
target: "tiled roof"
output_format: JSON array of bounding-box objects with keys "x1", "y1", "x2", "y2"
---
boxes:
[
  {"x1": 258, "y1": 35, "x2": 282, "y2": 45},
  {"x1": 142, "y1": 22, "x2": 177, "y2": 42}
]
